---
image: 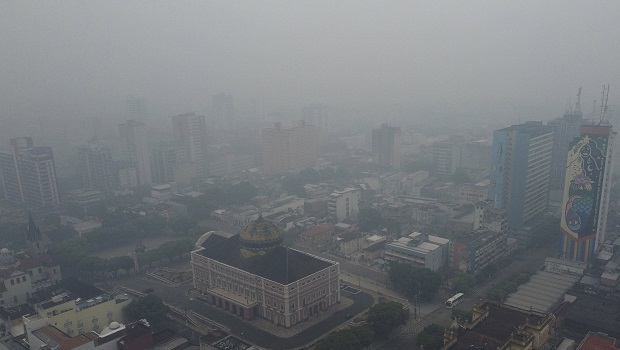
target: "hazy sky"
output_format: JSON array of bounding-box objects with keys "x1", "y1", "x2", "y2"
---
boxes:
[{"x1": 2, "y1": 1, "x2": 620, "y2": 126}]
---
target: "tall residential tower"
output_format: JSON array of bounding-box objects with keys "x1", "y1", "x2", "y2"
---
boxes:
[
  {"x1": 488, "y1": 122, "x2": 554, "y2": 231},
  {"x1": 119, "y1": 120, "x2": 152, "y2": 185},
  {"x1": 372, "y1": 123, "x2": 401, "y2": 170}
]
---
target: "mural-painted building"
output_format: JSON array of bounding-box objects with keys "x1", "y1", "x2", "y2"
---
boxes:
[{"x1": 560, "y1": 124, "x2": 615, "y2": 262}]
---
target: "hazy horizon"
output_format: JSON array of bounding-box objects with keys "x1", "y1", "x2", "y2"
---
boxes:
[{"x1": 2, "y1": 1, "x2": 620, "y2": 130}]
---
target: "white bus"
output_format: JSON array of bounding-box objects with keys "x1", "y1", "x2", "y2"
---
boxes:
[{"x1": 445, "y1": 293, "x2": 465, "y2": 308}]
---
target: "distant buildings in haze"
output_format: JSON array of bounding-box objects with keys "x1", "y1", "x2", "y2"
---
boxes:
[
  {"x1": 261, "y1": 121, "x2": 319, "y2": 174},
  {"x1": 372, "y1": 123, "x2": 401, "y2": 170}
]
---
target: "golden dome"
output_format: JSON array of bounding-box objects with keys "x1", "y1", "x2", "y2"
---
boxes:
[{"x1": 239, "y1": 216, "x2": 283, "y2": 259}]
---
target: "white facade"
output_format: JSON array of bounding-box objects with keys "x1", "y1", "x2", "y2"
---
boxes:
[
  {"x1": 328, "y1": 188, "x2": 360, "y2": 222},
  {"x1": 0, "y1": 252, "x2": 62, "y2": 307}
]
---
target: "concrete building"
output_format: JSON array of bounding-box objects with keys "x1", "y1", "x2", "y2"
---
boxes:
[
  {"x1": 297, "y1": 224, "x2": 334, "y2": 249},
  {"x1": 171, "y1": 112, "x2": 208, "y2": 176},
  {"x1": 474, "y1": 199, "x2": 508, "y2": 234},
  {"x1": 458, "y1": 180, "x2": 490, "y2": 203},
  {"x1": 328, "y1": 188, "x2": 360, "y2": 222},
  {"x1": 449, "y1": 229, "x2": 507, "y2": 275},
  {"x1": 77, "y1": 140, "x2": 115, "y2": 192},
  {"x1": 372, "y1": 123, "x2": 401, "y2": 169},
  {"x1": 65, "y1": 189, "x2": 104, "y2": 208},
  {"x1": 399, "y1": 171, "x2": 429, "y2": 196},
  {"x1": 23, "y1": 280, "x2": 131, "y2": 337},
  {"x1": 383, "y1": 233, "x2": 448, "y2": 271},
  {"x1": 261, "y1": 122, "x2": 319, "y2": 174},
  {"x1": 302, "y1": 104, "x2": 329, "y2": 145},
  {"x1": 488, "y1": 121, "x2": 554, "y2": 231},
  {"x1": 431, "y1": 137, "x2": 463, "y2": 177},
  {"x1": 191, "y1": 219, "x2": 340, "y2": 328},
  {"x1": 125, "y1": 94, "x2": 148, "y2": 123},
  {"x1": 560, "y1": 124, "x2": 616, "y2": 262},
  {"x1": 119, "y1": 120, "x2": 151, "y2": 185},
  {"x1": 0, "y1": 251, "x2": 61, "y2": 307},
  {"x1": 0, "y1": 138, "x2": 60, "y2": 208}
]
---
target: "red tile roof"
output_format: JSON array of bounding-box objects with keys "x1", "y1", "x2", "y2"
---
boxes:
[
  {"x1": 302, "y1": 224, "x2": 334, "y2": 237},
  {"x1": 579, "y1": 332, "x2": 620, "y2": 350}
]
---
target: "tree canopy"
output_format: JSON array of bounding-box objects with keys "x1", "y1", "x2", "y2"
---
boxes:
[
  {"x1": 367, "y1": 301, "x2": 409, "y2": 340},
  {"x1": 416, "y1": 324, "x2": 445, "y2": 350},
  {"x1": 388, "y1": 261, "x2": 442, "y2": 301},
  {"x1": 123, "y1": 294, "x2": 168, "y2": 325},
  {"x1": 358, "y1": 207, "x2": 384, "y2": 232}
]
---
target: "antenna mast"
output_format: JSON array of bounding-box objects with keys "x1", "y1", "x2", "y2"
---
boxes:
[
  {"x1": 575, "y1": 87, "x2": 582, "y2": 114},
  {"x1": 599, "y1": 85, "x2": 610, "y2": 126}
]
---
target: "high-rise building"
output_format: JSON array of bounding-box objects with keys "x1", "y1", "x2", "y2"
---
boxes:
[
  {"x1": 77, "y1": 139, "x2": 115, "y2": 192},
  {"x1": 0, "y1": 137, "x2": 60, "y2": 208},
  {"x1": 372, "y1": 124, "x2": 401, "y2": 169},
  {"x1": 125, "y1": 95, "x2": 148, "y2": 123},
  {"x1": 171, "y1": 112, "x2": 208, "y2": 176},
  {"x1": 560, "y1": 124, "x2": 615, "y2": 262},
  {"x1": 261, "y1": 121, "x2": 319, "y2": 174},
  {"x1": 431, "y1": 137, "x2": 463, "y2": 177},
  {"x1": 488, "y1": 121, "x2": 554, "y2": 230},
  {"x1": 548, "y1": 99, "x2": 584, "y2": 190},
  {"x1": 119, "y1": 120, "x2": 151, "y2": 185},
  {"x1": 212, "y1": 92, "x2": 234, "y2": 130}
]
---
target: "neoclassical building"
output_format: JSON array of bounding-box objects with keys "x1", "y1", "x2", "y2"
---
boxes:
[{"x1": 191, "y1": 217, "x2": 340, "y2": 327}]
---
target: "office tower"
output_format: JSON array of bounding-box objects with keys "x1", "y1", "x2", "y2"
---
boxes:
[
  {"x1": 488, "y1": 121, "x2": 554, "y2": 230},
  {"x1": 548, "y1": 91, "x2": 584, "y2": 190},
  {"x1": 560, "y1": 124, "x2": 615, "y2": 262},
  {"x1": 77, "y1": 139, "x2": 115, "y2": 192},
  {"x1": 372, "y1": 123, "x2": 401, "y2": 169},
  {"x1": 125, "y1": 95, "x2": 148, "y2": 123},
  {"x1": 151, "y1": 144, "x2": 196, "y2": 184},
  {"x1": 171, "y1": 112, "x2": 208, "y2": 176},
  {"x1": 212, "y1": 92, "x2": 234, "y2": 130},
  {"x1": 119, "y1": 120, "x2": 152, "y2": 185},
  {"x1": 431, "y1": 136, "x2": 463, "y2": 177},
  {"x1": 0, "y1": 137, "x2": 60, "y2": 208},
  {"x1": 261, "y1": 121, "x2": 319, "y2": 174}
]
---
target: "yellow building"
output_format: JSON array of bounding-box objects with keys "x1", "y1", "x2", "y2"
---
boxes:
[{"x1": 23, "y1": 281, "x2": 131, "y2": 337}]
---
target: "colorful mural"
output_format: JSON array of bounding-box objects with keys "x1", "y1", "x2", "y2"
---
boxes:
[{"x1": 560, "y1": 130, "x2": 610, "y2": 240}]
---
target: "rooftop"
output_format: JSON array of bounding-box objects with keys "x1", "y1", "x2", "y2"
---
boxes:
[{"x1": 195, "y1": 234, "x2": 336, "y2": 285}]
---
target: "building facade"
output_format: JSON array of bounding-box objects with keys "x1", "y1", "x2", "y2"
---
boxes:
[
  {"x1": 212, "y1": 92, "x2": 234, "y2": 131},
  {"x1": 171, "y1": 112, "x2": 208, "y2": 177},
  {"x1": 0, "y1": 137, "x2": 60, "y2": 208},
  {"x1": 488, "y1": 122, "x2": 554, "y2": 230},
  {"x1": 261, "y1": 122, "x2": 319, "y2": 174},
  {"x1": 328, "y1": 188, "x2": 360, "y2": 222},
  {"x1": 560, "y1": 124, "x2": 615, "y2": 262},
  {"x1": 191, "y1": 220, "x2": 340, "y2": 328},
  {"x1": 449, "y1": 229, "x2": 507, "y2": 275},
  {"x1": 119, "y1": 120, "x2": 151, "y2": 185},
  {"x1": 77, "y1": 140, "x2": 115, "y2": 192},
  {"x1": 372, "y1": 124, "x2": 401, "y2": 169}
]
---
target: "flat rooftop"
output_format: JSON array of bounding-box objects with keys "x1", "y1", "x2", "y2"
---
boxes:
[{"x1": 195, "y1": 234, "x2": 336, "y2": 285}]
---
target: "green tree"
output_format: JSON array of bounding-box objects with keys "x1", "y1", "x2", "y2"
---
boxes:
[
  {"x1": 0, "y1": 222, "x2": 27, "y2": 250},
  {"x1": 298, "y1": 168, "x2": 321, "y2": 184},
  {"x1": 388, "y1": 262, "x2": 442, "y2": 301},
  {"x1": 358, "y1": 208, "x2": 383, "y2": 232},
  {"x1": 169, "y1": 216, "x2": 198, "y2": 235},
  {"x1": 451, "y1": 309, "x2": 473, "y2": 323},
  {"x1": 367, "y1": 301, "x2": 409, "y2": 340},
  {"x1": 452, "y1": 273, "x2": 475, "y2": 293},
  {"x1": 315, "y1": 326, "x2": 374, "y2": 350},
  {"x1": 123, "y1": 294, "x2": 168, "y2": 325},
  {"x1": 416, "y1": 324, "x2": 444, "y2": 350}
]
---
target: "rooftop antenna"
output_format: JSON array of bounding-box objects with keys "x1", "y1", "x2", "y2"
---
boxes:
[
  {"x1": 599, "y1": 84, "x2": 610, "y2": 126},
  {"x1": 575, "y1": 87, "x2": 582, "y2": 115}
]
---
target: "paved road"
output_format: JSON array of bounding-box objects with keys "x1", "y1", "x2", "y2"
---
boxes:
[{"x1": 115, "y1": 275, "x2": 374, "y2": 349}]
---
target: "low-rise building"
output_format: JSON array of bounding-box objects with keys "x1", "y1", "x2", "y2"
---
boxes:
[
  {"x1": 449, "y1": 229, "x2": 507, "y2": 275},
  {"x1": 458, "y1": 180, "x2": 490, "y2": 203},
  {"x1": 297, "y1": 224, "x2": 334, "y2": 249},
  {"x1": 0, "y1": 251, "x2": 61, "y2": 307},
  {"x1": 338, "y1": 232, "x2": 363, "y2": 256},
  {"x1": 65, "y1": 189, "x2": 104, "y2": 208},
  {"x1": 384, "y1": 236, "x2": 444, "y2": 271}
]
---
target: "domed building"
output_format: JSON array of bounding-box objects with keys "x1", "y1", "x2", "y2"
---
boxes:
[
  {"x1": 191, "y1": 217, "x2": 341, "y2": 328},
  {"x1": 238, "y1": 215, "x2": 284, "y2": 258}
]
